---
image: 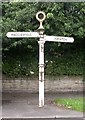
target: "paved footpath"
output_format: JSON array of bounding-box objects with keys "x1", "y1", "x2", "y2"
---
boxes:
[{"x1": 2, "y1": 92, "x2": 84, "y2": 119}]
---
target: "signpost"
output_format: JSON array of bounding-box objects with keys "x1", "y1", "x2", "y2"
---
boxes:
[{"x1": 6, "y1": 11, "x2": 74, "y2": 107}]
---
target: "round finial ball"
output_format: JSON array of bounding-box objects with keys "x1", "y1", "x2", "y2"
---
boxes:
[{"x1": 36, "y1": 11, "x2": 46, "y2": 22}]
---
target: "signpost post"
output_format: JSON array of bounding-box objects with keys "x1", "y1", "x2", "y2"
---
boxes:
[{"x1": 6, "y1": 11, "x2": 74, "y2": 107}]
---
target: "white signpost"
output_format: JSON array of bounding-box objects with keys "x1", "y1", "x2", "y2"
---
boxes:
[{"x1": 6, "y1": 11, "x2": 74, "y2": 107}]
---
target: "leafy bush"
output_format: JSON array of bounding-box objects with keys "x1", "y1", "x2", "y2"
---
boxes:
[{"x1": 2, "y1": 44, "x2": 83, "y2": 78}]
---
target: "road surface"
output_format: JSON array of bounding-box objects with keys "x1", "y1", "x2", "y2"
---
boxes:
[{"x1": 2, "y1": 92, "x2": 84, "y2": 119}]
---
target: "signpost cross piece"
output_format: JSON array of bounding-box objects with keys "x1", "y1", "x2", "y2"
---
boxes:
[{"x1": 6, "y1": 11, "x2": 74, "y2": 107}]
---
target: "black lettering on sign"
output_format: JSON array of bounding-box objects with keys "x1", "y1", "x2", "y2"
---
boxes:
[
  {"x1": 54, "y1": 37, "x2": 67, "y2": 41},
  {"x1": 11, "y1": 33, "x2": 32, "y2": 37}
]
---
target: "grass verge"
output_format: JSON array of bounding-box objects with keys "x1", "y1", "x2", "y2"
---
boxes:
[{"x1": 54, "y1": 97, "x2": 84, "y2": 112}]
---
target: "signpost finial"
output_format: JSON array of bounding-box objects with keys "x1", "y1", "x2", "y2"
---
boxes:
[{"x1": 36, "y1": 11, "x2": 46, "y2": 34}]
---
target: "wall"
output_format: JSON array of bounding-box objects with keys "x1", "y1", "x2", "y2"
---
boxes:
[{"x1": 2, "y1": 76, "x2": 83, "y2": 93}]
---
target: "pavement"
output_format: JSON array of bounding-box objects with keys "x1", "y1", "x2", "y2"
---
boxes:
[{"x1": 1, "y1": 92, "x2": 84, "y2": 119}]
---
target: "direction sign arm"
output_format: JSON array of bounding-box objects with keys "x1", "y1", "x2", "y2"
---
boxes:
[
  {"x1": 6, "y1": 32, "x2": 40, "y2": 38},
  {"x1": 44, "y1": 35, "x2": 74, "y2": 43}
]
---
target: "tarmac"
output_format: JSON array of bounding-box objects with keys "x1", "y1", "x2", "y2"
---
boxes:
[{"x1": 1, "y1": 92, "x2": 84, "y2": 119}]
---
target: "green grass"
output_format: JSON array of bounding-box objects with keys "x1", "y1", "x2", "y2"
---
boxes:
[{"x1": 54, "y1": 97, "x2": 84, "y2": 112}]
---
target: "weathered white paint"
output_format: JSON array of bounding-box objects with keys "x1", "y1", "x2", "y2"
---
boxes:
[
  {"x1": 39, "y1": 80, "x2": 44, "y2": 107},
  {"x1": 44, "y1": 35, "x2": 74, "y2": 43},
  {"x1": 38, "y1": 40, "x2": 45, "y2": 107},
  {"x1": 38, "y1": 40, "x2": 45, "y2": 64},
  {"x1": 6, "y1": 32, "x2": 40, "y2": 38}
]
